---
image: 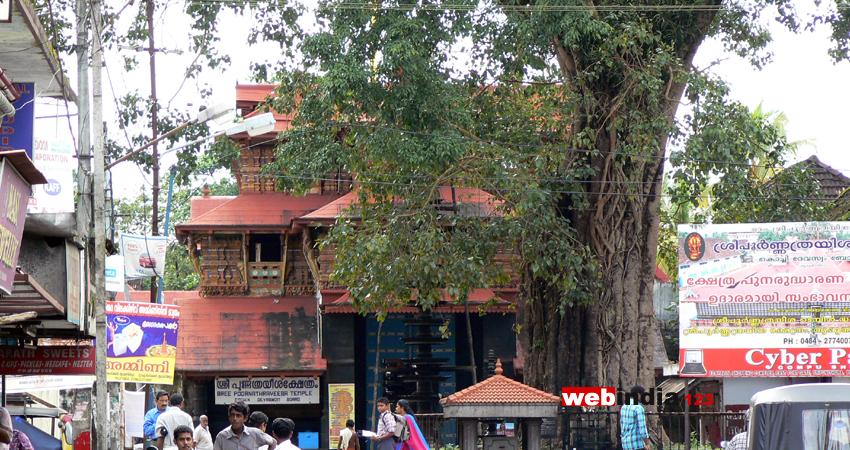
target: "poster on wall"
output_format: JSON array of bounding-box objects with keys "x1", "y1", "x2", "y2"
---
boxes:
[
  {"x1": 328, "y1": 384, "x2": 355, "y2": 449},
  {"x1": 679, "y1": 221, "x2": 850, "y2": 377},
  {"x1": 214, "y1": 377, "x2": 320, "y2": 404},
  {"x1": 106, "y1": 301, "x2": 180, "y2": 383},
  {"x1": 28, "y1": 137, "x2": 75, "y2": 213},
  {"x1": 0, "y1": 83, "x2": 34, "y2": 157},
  {"x1": 120, "y1": 233, "x2": 167, "y2": 279}
]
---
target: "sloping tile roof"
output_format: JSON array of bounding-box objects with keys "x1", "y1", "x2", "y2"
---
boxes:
[
  {"x1": 174, "y1": 295, "x2": 324, "y2": 374},
  {"x1": 177, "y1": 193, "x2": 343, "y2": 231},
  {"x1": 440, "y1": 359, "x2": 560, "y2": 404},
  {"x1": 236, "y1": 84, "x2": 277, "y2": 112},
  {"x1": 299, "y1": 187, "x2": 502, "y2": 222},
  {"x1": 789, "y1": 155, "x2": 850, "y2": 199},
  {"x1": 190, "y1": 196, "x2": 235, "y2": 220},
  {"x1": 321, "y1": 288, "x2": 517, "y2": 314}
]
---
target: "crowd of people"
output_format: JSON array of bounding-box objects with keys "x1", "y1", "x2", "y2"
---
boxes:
[{"x1": 143, "y1": 391, "x2": 300, "y2": 450}]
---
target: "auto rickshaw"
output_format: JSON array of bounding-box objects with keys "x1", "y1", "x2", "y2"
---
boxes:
[{"x1": 748, "y1": 383, "x2": 850, "y2": 450}]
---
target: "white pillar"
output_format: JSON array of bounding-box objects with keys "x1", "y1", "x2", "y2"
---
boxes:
[{"x1": 525, "y1": 419, "x2": 542, "y2": 450}]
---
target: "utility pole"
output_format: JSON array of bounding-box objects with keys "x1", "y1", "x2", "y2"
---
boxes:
[
  {"x1": 90, "y1": 0, "x2": 109, "y2": 448},
  {"x1": 75, "y1": 0, "x2": 90, "y2": 244},
  {"x1": 146, "y1": 0, "x2": 160, "y2": 303}
]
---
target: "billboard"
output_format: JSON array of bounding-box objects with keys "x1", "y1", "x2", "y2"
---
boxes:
[
  {"x1": 0, "y1": 83, "x2": 35, "y2": 158},
  {"x1": 106, "y1": 301, "x2": 180, "y2": 383},
  {"x1": 328, "y1": 384, "x2": 355, "y2": 449},
  {"x1": 0, "y1": 346, "x2": 96, "y2": 375},
  {"x1": 28, "y1": 137, "x2": 75, "y2": 213},
  {"x1": 214, "y1": 377, "x2": 320, "y2": 405},
  {"x1": 679, "y1": 222, "x2": 850, "y2": 377},
  {"x1": 120, "y1": 234, "x2": 167, "y2": 279},
  {"x1": 0, "y1": 157, "x2": 30, "y2": 295}
]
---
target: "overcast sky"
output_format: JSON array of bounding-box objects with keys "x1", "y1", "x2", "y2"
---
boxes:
[{"x1": 32, "y1": 4, "x2": 850, "y2": 200}]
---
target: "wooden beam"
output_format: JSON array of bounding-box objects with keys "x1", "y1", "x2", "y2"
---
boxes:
[{"x1": 0, "y1": 311, "x2": 38, "y2": 325}]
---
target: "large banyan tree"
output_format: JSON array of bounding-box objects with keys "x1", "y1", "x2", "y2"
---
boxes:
[{"x1": 253, "y1": 0, "x2": 850, "y2": 395}]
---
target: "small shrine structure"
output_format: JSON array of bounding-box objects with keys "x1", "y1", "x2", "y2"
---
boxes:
[{"x1": 440, "y1": 359, "x2": 561, "y2": 450}]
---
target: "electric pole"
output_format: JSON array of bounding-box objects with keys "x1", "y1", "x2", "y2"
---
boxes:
[
  {"x1": 147, "y1": 0, "x2": 160, "y2": 303},
  {"x1": 75, "y1": 0, "x2": 90, "y2": 243},
  {"x1": 90, "y1": 0, "x2": 109, "y2": 448}
]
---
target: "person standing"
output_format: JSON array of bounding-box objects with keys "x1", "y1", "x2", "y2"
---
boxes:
[
  {"x1": 214, "y1": 402, "x2": 276, "y2": 450},
  {"x1": 9, "y1": 430, "x2": 35, "y2": 450},
  {"x1": 394, "y1": 400, "x2": 430, "y2": 450},
  {"x1": 145, "y1": 391, "x2": 171, "y2": 446},
  {"x1": 173, "y1": 425, "x2": 196, "y2": 450},
  {"x1": 247, "y1": 412, "x2": 271, "y2": 450},
  {"x1": 156, "y1": 394, "x2": 194, "y2": 450},
  {"x1": 338, "y1": 420, "x2": 360, "y2": 450},
  {"x1": 194, "y1": 415, "x2": 214, "y2": 450},
  {"x1": 272, "y1": 418, "x2": 299, "y2": 450},
  {"x1": 620, "y1": 386, "x2": 651, "y2": 450},
  {"x1": 370, "y1": 397, "x2": 395, "y2": 450},
  {"x1": 0, "y1": 406, "x2": 12, "y2": 450}
]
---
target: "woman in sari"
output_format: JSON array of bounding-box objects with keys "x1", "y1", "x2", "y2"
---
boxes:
[{"x1": 395, "y1": 400, "x2": 431, "y2": 450}]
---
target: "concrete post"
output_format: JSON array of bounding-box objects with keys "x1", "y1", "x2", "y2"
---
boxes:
[
  {"x1": 525, "y1": 419, "x2": 542, "y2": 450},
  {"x1": 460, "y1": 419, "x2": 477, "y2": 450}
]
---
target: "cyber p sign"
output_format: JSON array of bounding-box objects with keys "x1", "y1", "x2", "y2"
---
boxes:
[{"x1": 0, "y1": 157, "x2": 30, "y2": 295}]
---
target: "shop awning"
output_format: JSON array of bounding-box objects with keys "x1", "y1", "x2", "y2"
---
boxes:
[
  {"x1": 0, "y1": 271, "x2": 64, "y2": 315},
  {"x1": 657, "y1": 377, "x2": 698, "y2": 395}
]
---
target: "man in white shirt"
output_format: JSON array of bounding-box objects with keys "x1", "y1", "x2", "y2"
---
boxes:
[
  {"x1": 338, "y1": 420, "x2": 359, "y2": 450},
  {"x1": 194, "y1": 415, "x2": 214, "y2": 450},
  {"x1": 272, "y1": 418, "x2": 298, "y2": 450},
  {"x1": 156, "y1": 393, "x2": 194, "y2": 450}
]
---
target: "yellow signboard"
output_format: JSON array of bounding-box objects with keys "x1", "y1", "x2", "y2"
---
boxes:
[{"x1": 329, "y1": 384, "x2": 355, "y2": 449}]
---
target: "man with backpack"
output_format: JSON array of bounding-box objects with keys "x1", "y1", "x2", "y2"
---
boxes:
[{"x1": 370, "y1": 398, "x2": 396, "y2": 450}]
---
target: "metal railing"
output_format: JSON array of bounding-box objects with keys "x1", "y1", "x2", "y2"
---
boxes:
[
  {"x1": 565, "y1": 411, "x2": 747, "y2": 450},
  {"x1": 416, "y1": 413, "x2": 455, "y2": 449}
]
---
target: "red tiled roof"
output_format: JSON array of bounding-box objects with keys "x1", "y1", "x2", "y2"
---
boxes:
[
  {"x1": 321, "y1": 288, "x2": 517, "y2": 314},
  {"x1": 190, "y1": 196, "x2": 235, "y2": 220},
  {"x1": 236, "y1": 84, "x2": 277, "y2": 111},
  {"x1": 655, "y1": 265, "x2": 671, "y2": 283},
  {"x1": 174, "y1": 295, "x2": 324, "y2": 374},
  {"x1": 299, "y1": 192, "x2": 361, "y2": 221},
  {"x1": 299, "y1": 187, "x2": 502, "y2": 222},
  {"x1": 177, "y1": 193, "x2": 344, "y2": 232},
  {"x1": 440, "y1": 360, "x2": 559, "y2": 404}
]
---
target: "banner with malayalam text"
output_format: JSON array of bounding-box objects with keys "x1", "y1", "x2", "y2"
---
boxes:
[
  {"x1": 679, "y1": 222, "x2": 850, "y2": 377},
  {"x1": 106, "y1": 301, "x2": 179, "y2": 383},
  {"x1": 214, "y1": 377, "x2": 320, "y2": 405}
]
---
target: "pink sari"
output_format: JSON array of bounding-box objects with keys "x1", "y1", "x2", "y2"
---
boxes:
[{"x1": 396, "y1": 415, "x2": 431, "y2": 450}]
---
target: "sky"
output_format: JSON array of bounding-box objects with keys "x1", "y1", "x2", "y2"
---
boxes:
[{"x1": 30, "y1": 3, "x2": 850, "y2": 201}]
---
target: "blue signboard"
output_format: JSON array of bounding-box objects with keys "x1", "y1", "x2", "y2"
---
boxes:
[{"x1": 1, "y1": 83, "x2": 35, "y2": 158}]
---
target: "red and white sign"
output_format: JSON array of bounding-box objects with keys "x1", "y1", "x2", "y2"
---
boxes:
[
  {"x1": 561, "y1": 387, "x2": 616, "y2": 406},
  {"x1": 679, "y1": 222, "x2": 850, "y2": 377},
  {"x1": 0, "y1": 346, "x2": 96, "y2": 375}
]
